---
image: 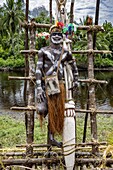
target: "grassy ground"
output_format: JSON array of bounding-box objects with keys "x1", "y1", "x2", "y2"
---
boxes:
[
  {"x1": 0, "y1": 115, "x2": 47, "y2": 148},
  {"x1": 76, "y1": 114, "x2": 113, "y2": 144},
  {"x1": 0, "y1": 114, "x2": 113, "y2": 148}
]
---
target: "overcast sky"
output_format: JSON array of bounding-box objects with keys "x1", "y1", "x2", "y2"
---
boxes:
[{"x1": 0, "y1": 0, "x2": 113, "y2": 25}]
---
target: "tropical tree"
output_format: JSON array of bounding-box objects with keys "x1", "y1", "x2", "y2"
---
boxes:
[
  {"x1": 73, "y1": 17, "x2": 113, "y2": 67},
  {"x1": 2, "y1": 0, "x2": 24, "y2": 53}
]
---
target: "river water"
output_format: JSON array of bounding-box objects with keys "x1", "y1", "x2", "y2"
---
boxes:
[
  {"x1": 0, "y1": 71, "x2": 24, "y2": 111},
  {"x1": 76, "y1": 70, "x2": 113, "y2": 111},
  {"x1": 0, "y1": 70, "x2": 113, "y2": 112}
]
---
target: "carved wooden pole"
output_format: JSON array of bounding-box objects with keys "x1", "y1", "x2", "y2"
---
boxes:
[
  {"x1": 26, "y1": 19, "x2": 36, "y2": 156},
  {"x1": 87, "y1": 29, "x2": 98, "y2": 153},
  {"x1": 61, "y1": 1, "x2": 77, "y2": 168}
]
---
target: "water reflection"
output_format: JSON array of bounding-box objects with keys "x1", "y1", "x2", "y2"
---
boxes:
[
  {"x1": 0, "y1": 71, "x2": 25, "y2": 110},
  {"x1": 0, "y1": 71, "x2": 113, "y2": 111},
  {"x1": 76, "y1": 71, "x2": 113, "y2": 110}
]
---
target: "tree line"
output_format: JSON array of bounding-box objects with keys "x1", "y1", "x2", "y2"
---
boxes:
[{"x1": 0, "y1": 0, "x2": 113, "y2": 68}]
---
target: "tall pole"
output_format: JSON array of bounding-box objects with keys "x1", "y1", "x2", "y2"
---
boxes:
[
  {"x1": 49, "y1": 0, "x2": 52, "y2": 24},
  {"x1": 24, "y1": 0, "x2": 29, "y2": 104},
  {"x1": 24, "y1": 0, "x2": 35, "y2": 157},
  {"x1": 26, "y1": 19, "x2": 36, "y2": 156},
  {"x1": 87, "y1": 30, "x2": 98, "y2": 153},
  {"x1": 93, "y1": 0, "x2": 100, "y2": 49},
  {"x1": 70, "y1": 0, "x2": 75, "y2": 23},
  {"x1": 24, "y1": 0, "x2": 29, "y2": 152}
]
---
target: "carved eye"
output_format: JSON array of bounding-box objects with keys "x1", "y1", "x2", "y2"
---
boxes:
[
  {"x1": 47, "y1": 81, "x2": 51, "y2": 88},
  {"x1": 53, "y1": 80, "x2": 58, "y2": 88}
]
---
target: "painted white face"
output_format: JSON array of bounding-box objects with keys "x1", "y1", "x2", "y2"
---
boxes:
[{"x1": 50, "y1": 32, "x2": 63, "y2": 45}]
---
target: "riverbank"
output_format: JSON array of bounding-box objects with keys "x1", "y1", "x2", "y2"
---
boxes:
[
  {"x1": 0, "y1": 66, "x2": 113, "y2": 72},
  {"x1": 0, "y1": 109, "x2": 25, "y2": 121},
  {"x1": 0, "y1": 67, "x2": 25, "y2": 72},
  {"x1": 78, "y1": 66, "x2": 113, "y2": 71}
]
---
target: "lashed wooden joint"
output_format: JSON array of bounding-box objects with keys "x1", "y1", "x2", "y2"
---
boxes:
[
  {"x1": 8, "y1": 76, "x2": 108, "y2": 84},
  {"x1": 77, "y1": 25, "x2": 104, "y2": 32},
  {"x1": 10, "y1": 106, "x2": 113, "y2": 114},
  {"x1": 20, "y1": 21, "x2": 51, "y2": 29}
]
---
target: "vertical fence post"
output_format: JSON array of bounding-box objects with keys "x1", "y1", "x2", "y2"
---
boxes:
[
  {"x1": 26, "y1": 19, "x2": 36, "y2": 156},
  {"x1": 87, "y1": 29, "x2": 98, "y2": 153}
]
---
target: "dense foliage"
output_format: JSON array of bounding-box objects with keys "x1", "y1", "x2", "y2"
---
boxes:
[
  {"x1": 0, "y1": 0, "x2": 113, "y2": 68},
  {"x1": 73, "y1": 20, "x2": 113, "y2": 67},
  {"x1": 0, "y1": 0, "x2": 25, "y2": 68}
]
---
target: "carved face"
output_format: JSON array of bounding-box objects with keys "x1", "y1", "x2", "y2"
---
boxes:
[
  {"x1": 50, "y1": 32, "x2": 63, "y2": 45},
  {"x1": 60, "y1": 4, "x2": 65, "y2": 14}
]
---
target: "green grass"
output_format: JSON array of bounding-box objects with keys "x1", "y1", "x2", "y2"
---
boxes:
[
  {"x1": 0, "y1": 115, "x2": 47, "y2": 148},
  {"x1": 0, "y1": 114, "x2": 113, "y2": 148},
  {"x1": 0, "y1": 116, "x2": 25, "y2": 147},
  {"x1": 76, "y1": 114, "x2": 113, "y2": 144}
]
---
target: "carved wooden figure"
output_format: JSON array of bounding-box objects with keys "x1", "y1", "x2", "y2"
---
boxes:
[{"x1": 35, "y1": 24, "x2": 78, "y2": 169}]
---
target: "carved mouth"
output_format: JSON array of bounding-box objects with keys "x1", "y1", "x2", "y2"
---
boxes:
[{"x1": 53, "y1": 37, "x2": 61, "y2": 41}]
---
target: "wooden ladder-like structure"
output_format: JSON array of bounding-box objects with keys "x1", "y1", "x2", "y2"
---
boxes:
[{"x1": 1, "y1": 4, "x2": 113, "y2": 170}]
